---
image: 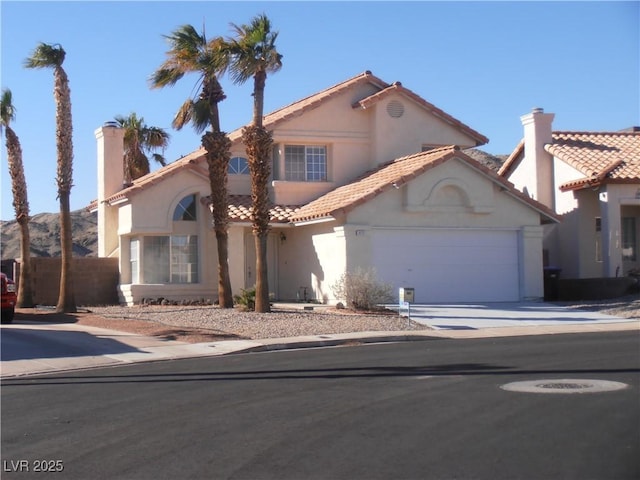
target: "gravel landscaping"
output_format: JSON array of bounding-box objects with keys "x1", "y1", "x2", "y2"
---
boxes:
[{"x1": 13, "y1": 294, "x2": 639, "y2": 345}]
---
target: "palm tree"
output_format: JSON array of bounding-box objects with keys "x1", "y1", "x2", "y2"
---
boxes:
[
  {"x1": 114, "y1": 113, "x2": 170, "y2": 183},
  {"x1": 1, "y1": 88, "x2": 34, "y2": 308},
  {"x1": 228, "y1": 14, "x2": 282, "y2": 312},
  {"x1": 150, "y1": 25, "x2": 234, "y2": 308},
  {"x1": 25, "y1": 43, "x2": 76, "y2": 313}
]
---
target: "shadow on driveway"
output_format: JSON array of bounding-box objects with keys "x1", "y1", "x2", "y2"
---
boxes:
[{"x1": 1, "y1": 327, "x2": 142, "y2": 362}]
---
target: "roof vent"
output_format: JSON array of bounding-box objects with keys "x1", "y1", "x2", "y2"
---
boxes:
[
  {"x1": 532, "y1": 107, "x2": 544, "y2": 114},
  {"x1": 386, "y1": 100, "x2": 405, "y2": 118},
  {"x1": 103, "y1": 121, "x2": 120, "y2": 128}
]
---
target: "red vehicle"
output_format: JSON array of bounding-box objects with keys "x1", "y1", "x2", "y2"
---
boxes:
[{"x1": 1, "y1": 272, "x2": 17, "y2": 324}]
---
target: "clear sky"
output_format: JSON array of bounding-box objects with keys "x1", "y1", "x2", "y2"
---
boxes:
[{"x1": 1, "y1": 1, "x2": 638, "y2": 220}]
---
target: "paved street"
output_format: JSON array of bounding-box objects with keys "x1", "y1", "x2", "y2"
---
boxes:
[{"x1": 2, "y1": 331, "x2": 638, "y2": 479}]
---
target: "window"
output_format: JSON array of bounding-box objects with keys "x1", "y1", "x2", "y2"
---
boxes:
[
  {"x1": 622, "y1": 217, "x2": 637, "y2": 261},
  {"x1": 130, "y1": 239, "x2": 139, "y2": 284},
  {"x1": 284, "y1": 145, "x2": 326, "y2": 181},
  {"x1": 173, "y1": 194, "x2": 197, "y2": 221},
  {"x1": 142, "y1": 235, "x2": 198, "y2": 284},
  {"x1": 229, "y1": 156, "x2": 249, "y2": 175}
]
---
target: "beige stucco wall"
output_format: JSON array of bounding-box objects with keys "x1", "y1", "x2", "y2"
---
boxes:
[
  {"x1": 372, "y1": 93, "x2": 479, "y2": 166},
  {"x1": 304, "y1": 157, "x2": 548, "y2": 303},
  {"x1": 350, "y1": 159, "x2": 541, "y2": 229},
  {"x1": 275, "y1": 221, "x2": 344, "y2": 302},
  {"x1": 268, "y1": 87, "x2": 483, "y2": 208}
]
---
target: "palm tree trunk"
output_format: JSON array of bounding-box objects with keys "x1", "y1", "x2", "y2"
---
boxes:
[
  {"x1": 54, "y1": 65, "x2": 76, "y2": 313},
  {"x1": 202, "y1": 131, "x2": 234, "y2": 308},
  {"x1": 56, "y1": 192, "x2": 76, "y2": 312},
  {"x1": 243, "y1": 124, "x2": 272, "y2": 312},
  {"x1": 5, "y1": 126, "x2": 34, "y2": 307}
]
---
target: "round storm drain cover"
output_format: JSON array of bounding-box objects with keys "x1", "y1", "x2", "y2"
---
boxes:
[{"x1": 501, "y1": 379, "x2": 628, "y2": 394}]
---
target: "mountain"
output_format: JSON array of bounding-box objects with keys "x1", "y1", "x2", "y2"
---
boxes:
[
  {"x1": 1, "y1": 209, "x2": 97, "y2": 259},
  {"x1": 463, "y1": 148, "x2": 508, "y2": 172}
]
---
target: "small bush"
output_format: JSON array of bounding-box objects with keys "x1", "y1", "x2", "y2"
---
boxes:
[
  {"x1": 331, "y1": 267, "x2": 394, "y2": 311},
  {"x1": 234, "y1": 287, "x2": 256, "y2": 311}
]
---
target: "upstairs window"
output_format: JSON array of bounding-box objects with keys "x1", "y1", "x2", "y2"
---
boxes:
[
  {"x1": 285, "y1": 145, "x2": 327, "y2": 182},
  {"x1": 229, "y1": 156, "x2": 249, "y2": 175},
  {"x1": 173, "y1": 194, "x2": 197, "y2": 221}
]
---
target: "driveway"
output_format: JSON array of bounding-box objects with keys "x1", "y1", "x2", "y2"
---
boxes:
[{"x1": 403, "y1": 302, "x2": 636, "y2": 330}]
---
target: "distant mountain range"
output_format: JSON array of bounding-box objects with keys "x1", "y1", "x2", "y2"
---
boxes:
[
  {"x1": 0, "y1": 149, "x2": 507, "y2": 259},
  {"x1": 1, "y1": 209, "x2": 97, "y2": 259}
]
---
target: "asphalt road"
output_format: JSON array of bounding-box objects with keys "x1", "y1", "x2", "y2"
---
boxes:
[{"x1": 2, "y1": 332, "x2": 639, "y2": 480}]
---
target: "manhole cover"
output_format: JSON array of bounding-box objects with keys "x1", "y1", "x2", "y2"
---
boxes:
[{"x1": 501, "y1": 379, "x2": 628, "y2": 394}]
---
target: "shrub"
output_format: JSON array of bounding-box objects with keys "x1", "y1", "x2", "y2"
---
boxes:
[
  {"x1": 331, "y1": 267, "x2": 394, "y2": 311},
  {"x1": 234, "y1": 287, "x2": 256, "y2": 311}
]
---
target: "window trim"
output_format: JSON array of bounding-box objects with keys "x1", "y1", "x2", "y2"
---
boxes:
[{"x1": 284, "y1": 144, "x2": 327, "y2": 182}]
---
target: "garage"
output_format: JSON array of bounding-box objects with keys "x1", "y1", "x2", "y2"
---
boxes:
[{"x1": 371, "y1": 228, "x2": 520, "y2": 303}]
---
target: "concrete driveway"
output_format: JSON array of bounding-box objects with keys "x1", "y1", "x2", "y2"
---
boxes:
[{"x1": 403, "y1": 302, "x2": 636, "y2": 330}]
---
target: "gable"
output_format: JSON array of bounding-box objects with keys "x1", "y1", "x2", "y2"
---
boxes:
[
  {"x1": 290, "y1": 146, "x2": 559, "y2": 225},
  {"x1": 500, "y1": 131, "x2": 640, "y2": 192},
  {"x1": 347, "y1": 156, "x2": 550, "y2": 229}
]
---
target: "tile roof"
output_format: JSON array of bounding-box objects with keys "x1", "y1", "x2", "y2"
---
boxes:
[
  {"x1": 91, "y1": 70, "x2": 489, "y2": 209},
  {"x1": 290, "y1": 146, "x2": 559, "y2": 224},
  {"x1": 548, "y1": 131, "x2": 640, "y2": 191},
  {"x1": 353, "y1": 82, "x2": 489, "y2": 146},
  {"x1": 201, "y1": 195, "x2": 300, "y2": 224},
  {"x1": 499, "y1": 131, "x2": 640, "y2": 191},
  {"x1": 227, "y1": 70, "x2": 387, "y2": 143}
]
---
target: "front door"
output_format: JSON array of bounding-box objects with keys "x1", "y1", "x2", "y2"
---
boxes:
[{"x1": 244, "y1": 231, "x2": 278, "y2": 298}]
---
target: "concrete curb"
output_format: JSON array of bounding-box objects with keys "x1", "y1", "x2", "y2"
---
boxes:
[{"x1": 2, "y1": 321, "x2": 638, "y2": 378}]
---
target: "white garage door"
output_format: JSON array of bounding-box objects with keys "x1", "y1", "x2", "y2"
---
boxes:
[{"x1": 371, "y1": 229, "x2": 520, "y2": 303}]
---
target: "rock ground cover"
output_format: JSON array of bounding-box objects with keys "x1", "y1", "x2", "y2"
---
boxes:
[{"x1": 11, "y1": 294, "x2": 638, "y2": 344}]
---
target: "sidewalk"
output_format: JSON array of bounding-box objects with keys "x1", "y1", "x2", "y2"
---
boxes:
[{"x1": 2, "y1": 316, "x2": 638, "y2": 378}]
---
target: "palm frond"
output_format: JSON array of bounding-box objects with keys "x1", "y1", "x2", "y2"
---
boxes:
[
  {"x1": 24, "y1": 43, "x2": 66, "y2": 69},
  {"x1": 1, "y1": 88, "x2": 16, "y2": 127},
  {"x1": 172, "y1": 99, "x2": 195, "y2": 131}
]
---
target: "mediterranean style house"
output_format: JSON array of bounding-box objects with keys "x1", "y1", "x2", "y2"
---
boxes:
[
  {"x1": 500, "y1": 108, "x2": 640, "y2": 279},
  {"x1": 92, "y1": 71, "x2": 558, "y2": 305}
]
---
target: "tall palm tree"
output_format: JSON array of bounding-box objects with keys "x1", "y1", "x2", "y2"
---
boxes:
[
  {"x1": 114, "y1": 113, "x2": 170, "y2": 183},
  {"x1": 25, "y1": 43, "x2": 76, "y2": 313},
  {"x1": 228, "y1": 14, "x2": 283, "y2": 312},
  {"x1": 1, "y1": 88, "x2": 34, "y2": 308},
  {"x1": 150, "y1": 24, "x2": 234, "y2": 308}
]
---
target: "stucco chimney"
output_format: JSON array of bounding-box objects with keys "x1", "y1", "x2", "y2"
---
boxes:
[
  {"x1": 520, "y1": 107, "x2": 555, "y2": 208},
  {"x1": 95, "y1": 123, "x2": 124, "y2": 257}
]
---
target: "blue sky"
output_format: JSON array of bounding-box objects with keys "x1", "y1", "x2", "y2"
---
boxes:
[{"x1": 1, "y1": 1, "x2": 638, "y2": 220}]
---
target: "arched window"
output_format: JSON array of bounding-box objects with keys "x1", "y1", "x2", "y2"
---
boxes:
[
  {"x1": 229, "y1": 156, "x2": 249, "y2": 175},
  {"x1": 173, "y1": 194, "x2": 197, "y2": 221}
]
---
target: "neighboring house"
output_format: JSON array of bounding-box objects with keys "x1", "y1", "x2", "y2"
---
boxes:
[
  {"x1": 91, "y1": 71, "x2": 558, "y2": 305},
  {"x1": 499, "y1": 108, "x2": 640, "y2": 279}
]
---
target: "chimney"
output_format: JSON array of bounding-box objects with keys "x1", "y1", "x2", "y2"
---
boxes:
[
  {"x1": 520, "y1": 107, "x2": 555, "y2": 208},
  {"x1": 95, "y1": 123, "x2": 124, "y2": 257}
]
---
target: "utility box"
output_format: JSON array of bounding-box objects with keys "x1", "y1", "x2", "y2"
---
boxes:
[{"x1": 399, "y1": 287, "x2": 415, "y2": 303}]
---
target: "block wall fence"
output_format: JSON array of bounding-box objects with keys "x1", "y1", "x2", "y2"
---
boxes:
[{"x1": 7, "y1": 257, "x2": 120, "y2": 306}]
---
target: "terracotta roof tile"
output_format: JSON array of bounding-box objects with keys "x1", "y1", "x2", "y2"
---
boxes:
[
  {"x1": 201, "y1": 195, "x2": 300, "y2": 224},
  {"x1": 500, "y1": 131, "x2": 640, "y2": 191},
  {"x1": 290, "y1": 146, "x2": 559, "y2": 224},
  {"x1": 547, "y1": 131, "x2": 640, "y2": 190},
  {"x1": 353, "y1": 82, "x2": 488, "y2": 146},
  {"x1": 227, "y1": 71, "x2": 384, "y2": 143},
  {"x1": 90, "y1": 71, "x2": 488, "y2": 208}
]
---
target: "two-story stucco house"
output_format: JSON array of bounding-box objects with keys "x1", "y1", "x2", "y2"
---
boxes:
[
  {"x1": 500, "y1": 108, "x2": 640, "y2": 279},
  {"x1": 92, "y1": 71, "x2": 558, "y2": 305}
]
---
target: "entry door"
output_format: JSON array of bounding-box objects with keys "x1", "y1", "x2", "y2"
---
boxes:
[{"x1": 244, "y1": 232, "x2": 278, "y2": 298}]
